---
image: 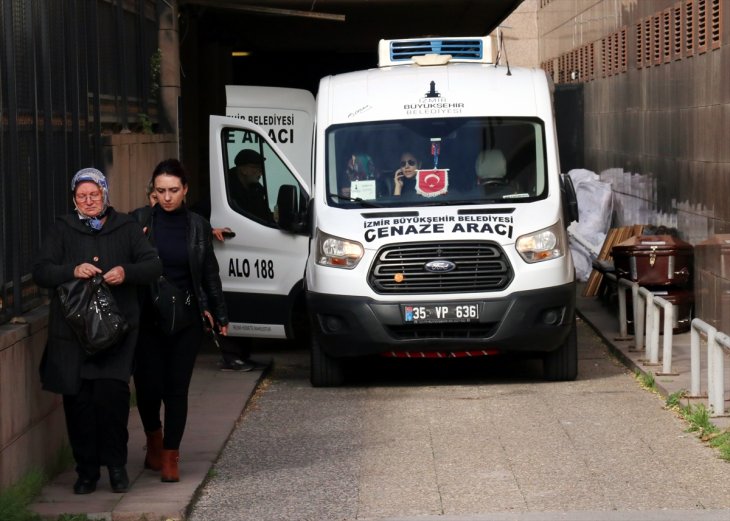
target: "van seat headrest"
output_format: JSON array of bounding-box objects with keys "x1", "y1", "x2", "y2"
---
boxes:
[{"x1": 475, "y1": 149, "x2": 507, "y2": 182}]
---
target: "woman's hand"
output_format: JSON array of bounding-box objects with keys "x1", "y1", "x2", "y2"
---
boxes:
[
  {"x1": 393, "y1": 169, "x2": 404, "y2": 196},
  {"x1": 211, "y1": 227, "x2": 231, "y2": 242},
  {"x1": 74, "y1": 262, "x2": 102, "y2": 279},
  {"x1": 203, "y1": 310, "x2": 228, "y2": 336},
  {"x1": 203, "y1": 310, "x2": 215, "y2": 330},
  {"x1": 103, "y1": 266, "x2": 126, "y2": 285}
]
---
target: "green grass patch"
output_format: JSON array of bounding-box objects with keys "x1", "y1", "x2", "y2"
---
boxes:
[
  {"x1": 665, "y1": 396, "x2": 730, "y2": 462},
  {"x1": 635, "y1": 370, "x2": 656, "y2": 392},
  {"x1": 684, "y1": 404, "x2": 719, "y2": 437},
  {"x1": 0, "y1": 442, "x2": 76, "y2": 521},
  {"x1": 0, "y1": 470, "x2": 44, "y2": 521}
]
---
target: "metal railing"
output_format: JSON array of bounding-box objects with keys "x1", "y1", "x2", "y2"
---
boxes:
[
  {"x1": 615, "y1": 281, "x2": 730, "y2": 416},
  {"x1": 690, "y1": 318, "x2": 730, "y2": 416},
  {"x1": 616, "y1": 279, "x2": 676, "y2": 373}
]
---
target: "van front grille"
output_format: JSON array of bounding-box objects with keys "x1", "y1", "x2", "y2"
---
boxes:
[
  {"x1": 387, "y1": 322, "x2": 498, "y2": 340},
  {"x1": 368, "y1": 241, "x2": 512, "y2": 295}
]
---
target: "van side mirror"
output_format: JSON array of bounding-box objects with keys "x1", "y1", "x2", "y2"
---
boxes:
[
  {"x1": 277, "y1": 184, "x2": 308, "y2": 233},
  {"x1": 560, "y1": 174, "x2": 579, "y2": 226}
]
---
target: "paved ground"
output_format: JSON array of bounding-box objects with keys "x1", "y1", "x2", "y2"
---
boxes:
[
  {"x1": 29, "y1": 350, "x2": 267, "y2": 521},
  {"x1": 187, "y1": 319, "x2": 730, "y2": 521},
  {"x1": 29, "y1": 282, "x2": 730, "y2": 520},
  {"x1": 577, "y1": 284, "x2": 730, "y2": 429}
]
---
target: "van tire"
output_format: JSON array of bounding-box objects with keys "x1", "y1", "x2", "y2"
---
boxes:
[
  {"x1": 543, "y1": 320, "x2": 577, "y2": 381},
  {"x1": 310, "y1": 337, "x2": 345, "y2": 387}
]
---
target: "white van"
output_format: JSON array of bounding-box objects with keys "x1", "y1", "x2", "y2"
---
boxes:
[{"x1": 209, "y1": 36, "x2": 579, "y2": 386}]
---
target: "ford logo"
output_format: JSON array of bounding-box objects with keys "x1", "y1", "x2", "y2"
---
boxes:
[{"x1": 424, "y1": 260, "x2": 456, "y2": 273}]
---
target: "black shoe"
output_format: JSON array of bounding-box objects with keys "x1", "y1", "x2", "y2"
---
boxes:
[
  {"x1": 108, "y1": 466, "x2": 129, "y2": 493},
  {"x1": 73, "y1": 477, "x2": 97, "y2": 495},
  {"x1": 219, "y1": 358, "x2": 255, "y2": 372}
]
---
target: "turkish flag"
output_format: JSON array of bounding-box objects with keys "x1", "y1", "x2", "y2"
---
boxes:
[{"x1": 416, "y1": 169, "x2": 449, "y2": 197}]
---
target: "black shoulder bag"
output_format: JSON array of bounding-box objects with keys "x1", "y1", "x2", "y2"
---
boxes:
[
  {"x1": 57, "y1": 275, "x2": 129, "y2": 356},
  {"x1": 150, "y1": 275, "x2": 197, "y2": 335}
]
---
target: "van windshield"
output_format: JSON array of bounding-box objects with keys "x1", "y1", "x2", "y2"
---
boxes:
[{"x1": 325, "y1": 117, "x2": 548, "y2": 208}]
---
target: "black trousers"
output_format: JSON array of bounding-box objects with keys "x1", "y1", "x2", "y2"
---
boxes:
[
  {"x1": 63, "y1": 378, "x2": 131, "y2": 479},
  {"x1": 134, "y1": 321, "x2": 203, "y2": 450}
]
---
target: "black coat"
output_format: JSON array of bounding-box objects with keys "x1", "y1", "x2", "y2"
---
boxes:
[
  {"x1": 32, "y1": 208, "x2": 162, "y2": 395},
  {"x1": 132, "y1": 205, "x2": 229, "y2": 326}
]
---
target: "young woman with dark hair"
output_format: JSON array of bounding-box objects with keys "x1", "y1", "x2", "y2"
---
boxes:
[{"x1": 134, "y1": 158, "x2": 229, "y2": 482}]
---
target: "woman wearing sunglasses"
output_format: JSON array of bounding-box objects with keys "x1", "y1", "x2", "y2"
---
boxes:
[{"x1": 393, "y1": 152, "x2": 421, "y2": 196}]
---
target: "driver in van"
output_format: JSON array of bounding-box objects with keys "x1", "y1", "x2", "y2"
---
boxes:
[{"x1": 229, "y1": 149, "x2": 274, "y2": 222}]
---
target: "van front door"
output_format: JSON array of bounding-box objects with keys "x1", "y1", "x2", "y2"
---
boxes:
[{"x1": 209, "y1": 115, "x2": 312, "y2": 339}]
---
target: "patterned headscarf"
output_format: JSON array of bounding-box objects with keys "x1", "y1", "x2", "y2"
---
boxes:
[{"x1": 71, "y1": 167, "x2": 110, "y2": 230}]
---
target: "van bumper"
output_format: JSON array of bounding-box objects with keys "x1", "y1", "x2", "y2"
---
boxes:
[{"x1": 307, "y1": 282, "x2": 576, "y2": 358}]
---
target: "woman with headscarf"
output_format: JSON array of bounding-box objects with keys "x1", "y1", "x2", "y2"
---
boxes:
[
  {"x1": 32, "y1": 168, "x2": 162, "y2": 495},
  {"x1": 134, "y1": 158, "x2": 228, "y2": 483}
]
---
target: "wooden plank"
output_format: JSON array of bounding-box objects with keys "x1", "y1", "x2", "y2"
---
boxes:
[
  {"x1": 583, "y1": 228, "x2": 616, "y2": 296},
  {"x1": 583, "y1": 225, "x2": 644, "y2": 297},
  {"x1": 582, "y1": 228, "x2": 617, "y2": 296}
]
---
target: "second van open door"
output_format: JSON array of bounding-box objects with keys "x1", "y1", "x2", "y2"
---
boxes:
[{"x1": 208, "y1": 106, "x2": 313, "y2": 340}]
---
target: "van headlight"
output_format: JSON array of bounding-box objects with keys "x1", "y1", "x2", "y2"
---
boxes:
[
  {"x1": 515, "y1": 222, "x2": 565, "y2": 263},
  {"x1": 315, "y1": 229, "x2": 364, "y2": 269}
]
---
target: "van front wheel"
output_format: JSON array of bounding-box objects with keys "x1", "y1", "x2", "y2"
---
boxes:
[
  {"x1": 543, "y1": 320, "x2": 578, "y2": 381},
  {"x1": 310, "y1": 337, "x2": 345, "y2": 387}
]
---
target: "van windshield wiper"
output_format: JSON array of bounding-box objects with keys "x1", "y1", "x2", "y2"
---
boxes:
[{"x1": 328, "y1": 192, "x2": 382, "y2": 208}]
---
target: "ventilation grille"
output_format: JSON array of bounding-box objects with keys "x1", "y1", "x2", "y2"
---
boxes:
[
  {"x1": 368, "y1": 241, "x2": 512, "y2": 295},
  {"x1": 378, "y1": 37, "x2": 492, "y2": 66}
]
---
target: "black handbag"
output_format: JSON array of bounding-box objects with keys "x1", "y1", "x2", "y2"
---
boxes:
[
  {"x1": 57, "y1": 275, "x2": 129, "y2": 356},
  {"x1": 150, "y1": 275, "x2": 198, "y2": 335}
]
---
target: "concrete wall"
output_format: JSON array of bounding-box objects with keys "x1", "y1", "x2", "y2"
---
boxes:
[
  {"x1": 0, "y1": 308, "x2": 66, "y2": 490},
  {"x1": 102, "y1": 133, "x2": 179, "y2": 212},
  {"x1": 0, "y1": 134, "x2": 177, "y2": 492},
  {"x1": 492, "y1": 0, "x2": 541, "y2": 67},
  {"x1": 536, "y1": 0, "x2": 730, "y2": 331}
]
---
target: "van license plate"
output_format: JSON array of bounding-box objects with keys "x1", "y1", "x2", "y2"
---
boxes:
[{"x1": 403, "y1": 304, "x2": 480, "y2": 324}]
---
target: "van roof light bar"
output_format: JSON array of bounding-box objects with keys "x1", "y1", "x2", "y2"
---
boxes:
[{"x1": 378, "y1": 36, "x2": 493, "y2": 67}]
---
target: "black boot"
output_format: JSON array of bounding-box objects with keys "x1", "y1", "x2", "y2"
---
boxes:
[
  {"x1": 108, "y1": 466, "x2": 130, "y2": 493},
  {"x1": 73, "y1": 465, "x2": 99, "y2": 494},
  {"x1": 73, "y1": 476, "x2": 97, "y2": 494}
]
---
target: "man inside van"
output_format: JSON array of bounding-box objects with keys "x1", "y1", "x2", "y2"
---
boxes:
[{"x1": 229, "y1": 149, "x2": 274, "y2": 222}]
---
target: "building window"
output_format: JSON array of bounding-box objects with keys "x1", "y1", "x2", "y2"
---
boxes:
[
  {"x1": 644, "y1": 17, "x2": 653, "y2": 65},
  {"x1": 600, "y1": 28, "x2": 626, "y2": 78},
  {"x1": 686, "y1": 0, "x2": 695, "y2": 57},
  {"x1": 673, "y1": 3, "x2": 684, "y2": 60},
  {"x1": 663, "y1": 9, "x2": 672, "y2": 63},
  {"x1": 697, "y1": 0, "x2": 708, "y2": 53},
  {"x1": 710, "y1": 0, "x2": 722, "y2": 50},
  {"x1": 653, "y1": 14, "x2": 662, "y2": 65}
]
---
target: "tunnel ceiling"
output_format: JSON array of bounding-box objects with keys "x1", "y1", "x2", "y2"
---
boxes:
[{"x1": 179, "y1": 0, "x2": 523, "y2": 53}]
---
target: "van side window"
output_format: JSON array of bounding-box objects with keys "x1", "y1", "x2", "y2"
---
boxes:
[{"x1": 223, "y1": 128, "x2": 304, "y2": 226}]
